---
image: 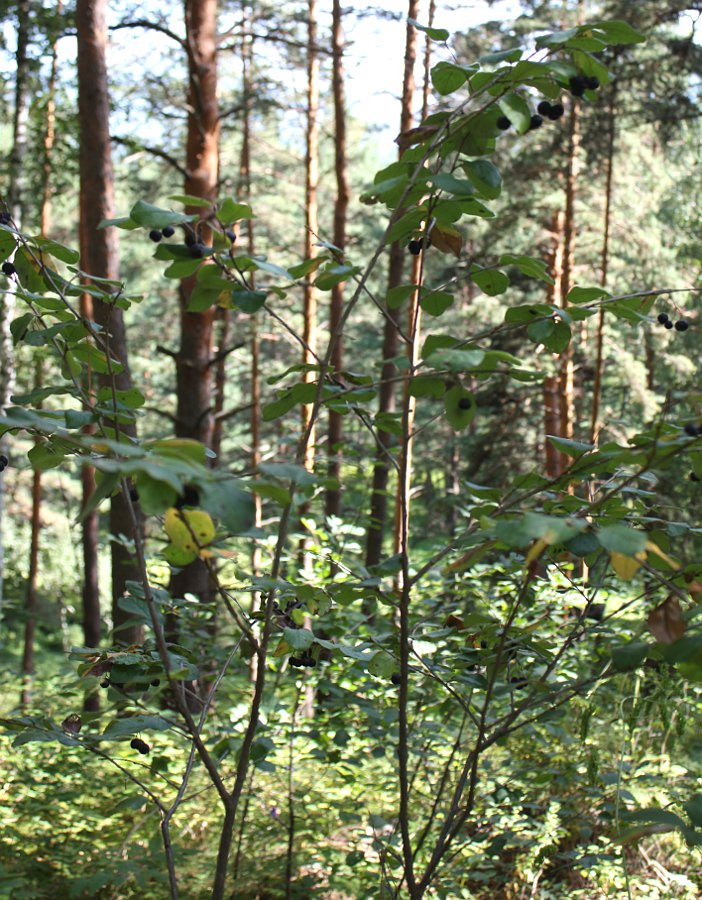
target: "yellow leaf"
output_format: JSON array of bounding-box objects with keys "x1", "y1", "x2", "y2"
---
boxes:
[
  {"x1": 430, "y1": 225, "x2": 462, "y2": 257},
  {"x1": 164, "y1": 507, "x2": 215, "y2": 550},
  {"x1": 610, "y1": 550, "x2": 645, "y2": 581},
  {"x1": 644, "y1": 540, "x2": 680, "y2": 570},
  {"x1": 525, "y1": 538, "x2": 550, "y2": 566}
]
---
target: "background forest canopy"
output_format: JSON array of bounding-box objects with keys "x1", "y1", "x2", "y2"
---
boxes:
[{"x1": 5, "y1": 0, "x2": 702, "y2": 898}]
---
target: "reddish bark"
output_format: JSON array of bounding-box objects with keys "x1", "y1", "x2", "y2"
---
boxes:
[
  {"x1": 171, "y1": 0, "x2": 220, "y2": 609},
  {"x1": 77, "y1": 0, "x2": 142, "y2": 647},
  {"x1": 365, "y1": 0, "x2": 420, "y2": 569},
  {"x1": 325, "y1": 0, "x2": 349, "y2": 520}
]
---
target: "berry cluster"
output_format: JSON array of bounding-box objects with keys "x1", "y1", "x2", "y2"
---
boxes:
[
  {"x1": 537, "y1": 100, "x2": 565, "y2": 120},
  {"x1": 130, "y1": 737, "x2": 150, "y2": 755},
  {"x1": 497, "y1": 99, "x2": 565, "y2": 134},
  {"x1": 569, "y1": 74, "x2": 600, "y2": 96},
  {"x1": 289, "y1": 654, "x2": 316, "y2": 669},
  {"x1": 657, "y1": 311, "x2": 688, "y2": 331},
  {"x1": 0, "y1": 212, "x2": 10, "y2": 226},
  {"x1": 0, "y1": 455, "x2": 8, "y2": 472},
  {"x1": 408, "y1": 235, "x2": 431, "y2": 255},
  {"x1": 149, "y1": 225, "x2": 175, "y2": 242},
  {"x1": 2, "y1": 261, "x2": 15, "y2": 277}
]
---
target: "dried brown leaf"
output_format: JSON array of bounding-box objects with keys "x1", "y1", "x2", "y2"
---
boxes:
[
  {"x1": 394, "y1": 124, "x2": 440, "y2": 151},
  {"x1": 430, "y1": 225, "x2": 462, "y2": 257},
  {"x1": 647, "y1": 595, "x2": 686, "y2": 644}
]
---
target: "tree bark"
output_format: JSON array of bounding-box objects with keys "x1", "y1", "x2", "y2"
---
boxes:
[
  {"x1": 0, "y1": 0, "x2": 30, "y2": 618},
  {"x1": 77, "y1": 0, "x2": 142, "y2": 647},
  {"x1": 171, "y1": 0, "x2": 220, "y2": 610},
  {"x1": 557, "y1": 97, "x2": 580, "y2": 475},
  {"x1": 301, "y1": 0, "x2": 319, "y2": 478},
  {"x1": 365, "y1": 0, "x2": 420, "y2": 569},
  {"x1": 239, "y1": 2, "x2": 262, "y2": 684},
  {"x1": 589, "y1": 92, "x2": 616, "y2": 445},
  {"x1": 324, "y1": 0, "x2": 349, "y2": 521}
]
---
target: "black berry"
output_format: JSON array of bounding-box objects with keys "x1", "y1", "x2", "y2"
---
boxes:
[
  {"x1": 189, "y1": 242, "x2": 208, "y2": 258},
  {"x1": 529, "y1": 114, "x2": 543, "y2": 130},
  {"x1": 184, "y1": 232, "x2": 197, "y2": 247},
  {"x1": 0, "y1": 212, "x2": 10, "y2": 225},
  {"x1": 569, "y1": 75, "x2": 586, "y2": 96},
  {"x1": 289, "y1": 656, "x2": 303, "y2": 668},
  {"x1": 130, "y1": 738, "x2": 150, "y2": 755},
  {"x1": 149, "y1": 229, "x2": 162, "y2": 242},
  {"x1": 0, "y1": 455, "x2": 8, "y2": 471},
  {"x1": 408, "y1": 239, "x2": 423, "y2": 255},
  {"x1": 100, "y1": 679, "x2": 110, "y2": 689},
  {"x1": 657, "y1": 312, "x2": 670, "y2": 324},
  {"x1": 391, "y1": 673, "x2": 402, "y2": 685},
  {"x1": 496, "y1": 115, "x2": 511, "y2": 131},
  {"x1": 458, "y1": 397, "x2": 473, "y2": 411},
  {"x1": 161, "y1": 225, "x2": 175, "y2": 238},
  {"x1": 547, "y1": 103, "x2": 565, "y2": 120},
  {"x1": 585, "y1": 76, "x2": 600, "y2": 91},
  {"x1": 175, "y1": 484, "x2": 200, "y2": 508},
  {"x1": 675, "y1": 319, "x2": 689, "y2": 332},
  {"x1": 225, "y1": 229, "x2": 237, "y2": 242},
  {"x1": 684, "y1": 423, "x2": 700, "y2": 437},
  {"x1": 151, "y1": 678, "x2": 161, "y2": 687},
  {"x1": 691, "y1": 472, "x2": 701, "y2": 482},
  {"x1": 537, "y1": 100, "x2": 552, "y2": 116},
  {"x1": 2, "y1": 261, "x2": 15, "y2": 276},
  {"x1": 665, "y1": 320, "x2": 674, "y2": 329}
]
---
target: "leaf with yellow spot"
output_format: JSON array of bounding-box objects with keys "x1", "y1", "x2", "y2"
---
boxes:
[
  {"x1": 162, "y1": 542, "x2": 198, "y2": 566},
  {"x1": 164, "y1": 507, "x2": 216, "y2": 555},
  {"x1": 610, "y1": 550, "x2": 646, "y2": 581}
]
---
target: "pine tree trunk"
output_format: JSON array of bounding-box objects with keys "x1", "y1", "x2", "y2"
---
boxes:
[
  {"x1": 365, "y1": 0, "x2": 420, "y2": 569},
  {"x1": 21, "y1": 2, "x2": 60, "y2": 706},
  {"x1": 0, "y1": 0, "x2": 30, "y2": 617},
  {"x1": 543, "y1": 210, "x2": 564, "y2": 478},
  {"x1": 239, "y1": 2, "x2": 261, "y2": 683},
  {"x1": 590, "y1": 93, "x2": 616, "y2": 444},
  {"x1": 325, "y1": 0, "x2": 349, "y2": 520},
  {"x1": 301, "y1": 0, "x2": 319, "y2": 477},
  {"x1": 558, "y1": 97, "x2": 580, "y2": 474},
  {"x1": 171, "y1": 0, "x2": 220, "y2": 611},
  {"x1": 393, "y1": 2, "x2": 435, "y2": 561},
  {"x1": 77, "y1": 0, "x2": 142, "y2": 647}
]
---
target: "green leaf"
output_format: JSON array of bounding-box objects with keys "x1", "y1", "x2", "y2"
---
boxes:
[
  {"x1": 597, "y1": 525, "x2": 647, "y2": 556},
  {"x1": 420, "y1": 289, "x2": 453, "y2": 316},
  {"x1": 387, "y1": 284, "x2": 417, "y2": 309},
  {"x1": 408, "y1": 18, "x2": 449, "y2": 41},
  {"x1": 130, "y1": 200, "x2": 196, "y2": 229},
  {"x1": 426, "y1": 173, "x2": 474, "y2": 196},
  {"x1": 229, "y1": 289, "x2": 267, "y2": 313},
  {"x1": 168, "y1": 193, "x2": 213, "y2": 208},
  {"x1": 543, "y1": 320, "x2": 571, "y2": 353},
  {"x1": 547, "y1": 437, "x2": 594, "y2": 456},
  {"x1": 684, "y1": 795, "x2": 702, "y2": 828},
  {"x1": 284, "y1": 627, "x2": 315, "y2": 651},
  {"x1": 164, "y1": 258, "x2": 203, "y2": 279},
  {"x1": 102, "y1": 715, "x2": 173, "y2": 738},
  {"x1": 200, "y1": 479, "x2": 256, "y2": 534},
  {"x1": 409, "y1": 376, "x2": 446, "y2": 399},
  {"x1": 611, "y1": 641, "x2": 649, "y2": 671},
  {"x1": 591, "y1": 20, "x2": 645, "y2": 45},
  {"x1": 500, "y1": 254, "x2": 553, "y2": 284},
  {"x1": 567, "y1": 285, "x2": 609, "y2": 304},
  {"x1": 471, "y1": 267, "x2": 509, "y2": 296},
  {"x1": 498, "y1": 93, "x2": 531, "y2": 133},
  {"x1": 463, "y1": 159, "x2": 502, "y2": 199},
  {"x1": 218, "y1": 198, "x2": 254, "y2": 225},
  {"x1": 431, "y1": 61, "x2": 470, "y2": 95},
  {"x1": 32, "y1": 237, "x2": 80, "y2": 265},
  {"x1": 315, "y1": 264, "x2": 360, "y2": 290},
  {"x1": 368, "y1": 650, "x2": 396, "y2": 678},
  {"x1": 445, "y1": 386, "x2": 476, "y2": 431}
]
